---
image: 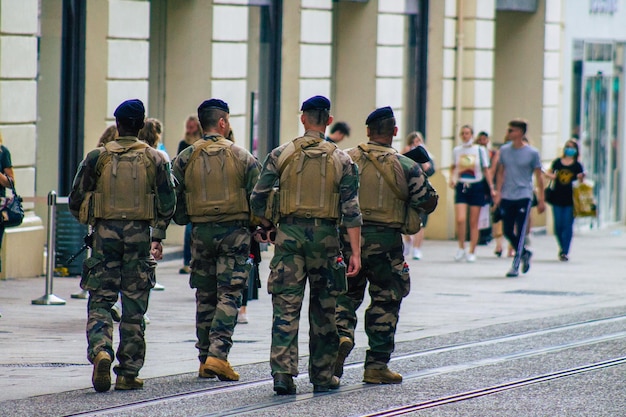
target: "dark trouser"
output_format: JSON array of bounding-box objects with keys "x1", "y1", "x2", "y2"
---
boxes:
[
  {"x1": 183, "y1": 222, "x2": 192, "y2": 266},
  {"x1": 500, "y1": 198, "x2": 532, "y2": 254}
]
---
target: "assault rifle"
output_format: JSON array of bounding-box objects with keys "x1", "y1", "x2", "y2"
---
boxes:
[{"x1": 66, "y1": 233, "x2": 94, "y2": 265}]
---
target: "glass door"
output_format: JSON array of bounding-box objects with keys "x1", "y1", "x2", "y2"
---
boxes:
[{"x1": 580, "y1": 65, "x2": 621, "y2": 225}]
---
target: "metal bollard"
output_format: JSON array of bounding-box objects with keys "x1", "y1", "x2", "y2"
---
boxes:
[{"x1": 32, "y1": 191, "x2": 66, "y2": 305}]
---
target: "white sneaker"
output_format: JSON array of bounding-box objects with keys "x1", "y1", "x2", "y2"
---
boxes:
[
  {"x1": 466, "y1": 253, "x2": 476, "y2": 263},
  {"x1": 403, "y1": 243, "x2": 410, "y2": 257},
  {"x1": 454, "y1": 248, "x2": 466, "y2": 262},
  {"x1": 237, "y1": 313, "x2": 248, "y2": 324},
  {"x1": 152, "y1": 282, "x2": 165, "y2": 291},
  {"x1": 412, "y1": 248, "x2": 422, "y2": 260}
]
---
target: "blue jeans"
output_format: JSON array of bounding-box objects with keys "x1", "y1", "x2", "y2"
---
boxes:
[
  {"x1": 552, "y1": 205, "x2": 574, "y2": 255},
  {"x1": 183, "y1": 222, "x2": 192, "y2": 266}
]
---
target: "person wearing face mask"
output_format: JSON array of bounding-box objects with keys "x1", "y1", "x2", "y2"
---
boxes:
[
  {"x1": 544, "y1": 139, "x2": 585, "y2": 261},
  {"x1": 449, "y1": 124, "x2": 494, "y2": 262}
]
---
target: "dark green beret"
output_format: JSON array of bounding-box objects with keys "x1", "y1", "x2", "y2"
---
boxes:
[
  {"x1": 366, "y1": 106, "x2": 394, "y2": 125},
  {"x1": 114, "y1": 99, "x2": 145, "y2": 119},
  {"x1": 301, "y1": 95, "x2": 331, "y2": 111},
  {"x1": 198, "y1": 99, "x2": 229, "y2": 114}
]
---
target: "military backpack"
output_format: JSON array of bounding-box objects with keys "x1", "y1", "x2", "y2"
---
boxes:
[
  {"x1": 276, "y1": 136, "x2": 341, "y2": 220},
  {"x1": 348, "y1": 143, "x2": 409, "y2": 229},
  {"x1": 184, "y1": 137, "x2": 249, "y2": 222},
  {"x1": 92, "y1": 140, "x2": 156, "y2": 221}
]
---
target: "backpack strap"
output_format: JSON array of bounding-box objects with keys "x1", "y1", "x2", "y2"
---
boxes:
[{"x1": 357, "y1": 143, "x2": 406, "y2": 201}]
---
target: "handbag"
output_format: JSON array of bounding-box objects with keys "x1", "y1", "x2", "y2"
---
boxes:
[
  {"x1": 1, "y1": 178, "x2": 24, "y2": 228},
  {"x1": 544, "y1": 180, "x2": 555, "y2": 205}
]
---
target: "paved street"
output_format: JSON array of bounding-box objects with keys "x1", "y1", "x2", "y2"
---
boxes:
[{"x1": 0, "y1": 223, "x2": 625, "y2": 415}]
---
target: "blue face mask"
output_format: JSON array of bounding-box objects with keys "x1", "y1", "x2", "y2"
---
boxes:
[{"x1": 564, "y1": 147, "x2": 577, "y2": 157}]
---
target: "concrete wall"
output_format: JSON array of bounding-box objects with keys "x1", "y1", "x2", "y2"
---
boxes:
[{"x1": 0, "y1": 0, "x2": 45, "y2": 278}]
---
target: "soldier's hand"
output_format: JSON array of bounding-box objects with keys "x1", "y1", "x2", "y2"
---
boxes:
[
  {"x1": 254, "y1": 225, "x2": 276, "y2": 243},
  {"x1": 151, "y1": 241, "x2": 163, "y2": 261},
  {"x1": 347, "y1": 255, "x2": 361, "y2": 277}
]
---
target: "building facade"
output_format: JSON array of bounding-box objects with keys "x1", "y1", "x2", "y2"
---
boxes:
[{"x1": 4, "y1": 0, "x2": 619, "y2": 278}]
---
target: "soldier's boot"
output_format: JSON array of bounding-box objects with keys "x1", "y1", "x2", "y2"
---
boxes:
[
  {"x1": 273, "y1": 373, "x2": 296, "y2": 395},
  {"x1": 203, "y1": 357, "x2": 239, "y2": 381},
  {"x1": 363, "y1": 367, "x2": 403, "y2": 384},
  {"x1": 114, "y1": 375, "x2": 144, "y2": 390},
  {"x1": 198, "y1": 362, "x2": 217, "y2": 378},
  {"x1": 91, "y1": 351, "x2": 112, "y2": 392},
  {"x1": 313, "y1": 376, "x2": 340, "y2": 393},
  {"x1": 333, "y1": 336, "x2": 354, "y2": 378}
]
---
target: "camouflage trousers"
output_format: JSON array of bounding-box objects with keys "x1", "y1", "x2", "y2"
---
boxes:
[
  {"x1": 81, "y1": 220, "x2": 156, "y2": 377},
  {"x1": 268, "y1": 221, "x2": 345, "y2": 385},
  {"x1": 337, "y1": 226, "x2": 410, "y2": 369},
  {"x1": 190, "y1": 222, "x2": 251, "y2": 362}
]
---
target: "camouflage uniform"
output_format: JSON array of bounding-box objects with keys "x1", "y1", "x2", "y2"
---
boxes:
[
  {"x1": 250, "y1": 130, "x2": 362, "y2": 386},
  {"x1": 171, "y1": 135, "x2": 260, "y2": 363},
  {"x1": 69, "y1": 136, "x2": 175, "y2": 377},
  {"x1": 337, "y1": 143, "x2": 437, "y2": 370}
]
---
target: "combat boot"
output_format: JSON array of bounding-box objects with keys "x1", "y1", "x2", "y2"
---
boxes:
[
  {"x1": 115, "y1": 375, "x2": 144, "y2": 390},
  {"x1": 203, "y1": 357, "x2": 240, "y2": 381},
  {"x1": 313, "y1": 376, "x2": 340, "y2": 393},
  {"x1": 363, "y1": 367, "x2": 403, "y2": 384},
  {"x1": 198, "y1": 362, "x2": 217, "y2": 378},
  {"x1": 333, "y1": 336, "x2": 354, "y2": 377},
  {"x1": 273, "y1": 373, "x2": 296, "y2": 395},
  {"x1": 91, "y1": 351, "x2": 112, "y2": 392}
]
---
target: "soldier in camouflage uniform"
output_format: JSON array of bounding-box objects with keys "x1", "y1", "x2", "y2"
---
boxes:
[
  {"x1": 250, "y1": 95, "x2": 362, "y2": 394},
  {"x1": 69, "y1": 99, "x2": 175, "y2": 392},
  {"x1": 171, "y1": 99, "x2": 261, "y2": 382},
  {"x1": 334, "y1": 107, "x2": 438, "y2": 384}
]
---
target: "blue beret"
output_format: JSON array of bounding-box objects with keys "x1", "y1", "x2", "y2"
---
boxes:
[
  {"x1": 366, "y1": 106, "x2": 394, "y2": 125},
  {"x1": 198, "y1": 99, "x2": 229, "y2": 114},
  {"x1": 301, "y1": 95, "x2": 331, "y2": 111},
  {"x1": 114, "y1": 99, "x2": 145, "y2": 119}
]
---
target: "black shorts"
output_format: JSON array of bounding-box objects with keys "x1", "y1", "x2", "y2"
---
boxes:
[{"x1": 454, "y1": 181, "x2": 486, "y2": 207}]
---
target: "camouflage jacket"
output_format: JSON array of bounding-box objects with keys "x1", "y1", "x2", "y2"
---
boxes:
[
  {"x1": 171, "y1": 134, "x2": 261, "y2": 224},
  {"x1": 250, "y1": 130, "x2": 363, "y2": 228},
  {"x1": 68, "y1": 136, "x2": 176, "y2": 240}
]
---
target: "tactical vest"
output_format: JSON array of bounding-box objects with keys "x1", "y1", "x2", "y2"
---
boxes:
[
  {"x1": 184, "y1": 137, "x2": 249, "y2": 222},
  {"x1": 93, "y1": 140, "x2": 156, "y2": 221},
  {"x1": 276, "y1": 136, "x2": 341, "y2": 220},
  {"x1": 348, "y1": 143, "x2": 408, "y2": 226}
]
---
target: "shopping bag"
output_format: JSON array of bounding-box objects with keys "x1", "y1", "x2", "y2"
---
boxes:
[{"x1": 572, "y1": 180, "x2": 596, "y2": 218}]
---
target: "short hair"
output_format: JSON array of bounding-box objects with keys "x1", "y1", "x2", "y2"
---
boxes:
[
  {"x1": 477, "y1": 131, "x2": 489, "y2": 138},
  {"x1": 117, "y1": 117, "x2": 144, "y2": 134},
  {"x1": 198, "y1": 108, "x2": 228, "y2": 131},
  {"x1": 460, "y1": 124, "x2": 474, "y2": 134},
  {"x1": 508, "y1": 119, "x2": 528, "y2": 134},
  {"x1": 303, "y1": 109, "x2": 330, "y2": 126},
  {"x1": 330, "y1": 122, "x2": 350, "y2": 136},
  {"x1": 138, "y1": 118, "x2": 161, "y2": 148},
  {"x1": 369, "y1": 117, "x2": 396, "y2": 137}
]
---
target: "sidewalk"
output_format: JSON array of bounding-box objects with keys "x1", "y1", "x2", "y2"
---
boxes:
[{"x1": 1, "y1": 224, "x2": 625, "y2": 402}]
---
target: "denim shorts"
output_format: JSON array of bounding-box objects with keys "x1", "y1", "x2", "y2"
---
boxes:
[{"x1": 454, "y1": 181, "x2": 486, "y2": 206}]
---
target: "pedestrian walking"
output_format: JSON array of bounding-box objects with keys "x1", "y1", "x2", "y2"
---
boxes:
[
  {"x1": 69, "y1": 99, "x2": 175, "y2": 392},
  {"x1": 544, "y1": 139, "x2": 585, "y2": 261},
  {"x1": 171, "y1": 99, "x2": 261, "y2": 382},
  {"x1": 494, "y1": 119, "x2": 545, "y2": 277},
  {"x1": 176, "y1": 115, "x2": 203, "y2": 275},
  {"x1": 250, "y1": 95, "x2": 362, "y2": 395},
  {"x1": 449, "y1": 125, "x2": 494, "y2": 262},
  {"x1": 401, "y1": 131, "x2": 435, "y2": 260},
  {"x1": 334, "y1": 107, "x2": 438, "y2": 384}
]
